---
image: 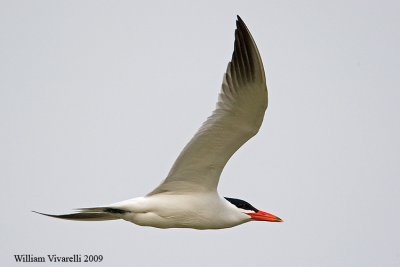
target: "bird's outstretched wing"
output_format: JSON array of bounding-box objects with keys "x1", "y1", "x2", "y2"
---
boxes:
[{"x1": 148, "y1": 16, "x2": 268, "y2": 195}]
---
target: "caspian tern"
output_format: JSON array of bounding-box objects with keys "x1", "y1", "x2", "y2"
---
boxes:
[{"x1": 34, "y1": 16, "x2": 283, "y2": 229}]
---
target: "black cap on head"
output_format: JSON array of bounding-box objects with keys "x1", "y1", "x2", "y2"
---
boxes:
[{"x1": 224, "y1": 197, "x2": 259, "y2": 212}]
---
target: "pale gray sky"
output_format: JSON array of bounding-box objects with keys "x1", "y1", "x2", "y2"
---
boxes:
[{"x1": 1, "y1": 1, "x2": 400, "y2": 266}]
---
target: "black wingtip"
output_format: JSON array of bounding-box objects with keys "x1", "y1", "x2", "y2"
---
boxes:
[
  {"x1": 235, "y1": 15, "x2": 249, "y2": 34},
  {"x1": 32, "y1": 210, "x2": 57, "y2": 218},
  {"x1": 32, "y1": 210, "x2": 72, "y2": 219},
  {"x1": 236, "y1": 15, "x2": 246, "y2": 26}
]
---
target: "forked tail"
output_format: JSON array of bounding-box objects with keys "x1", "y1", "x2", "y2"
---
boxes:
[{"x1": 32, "y1": 207, "x2": 128, "y2": 221}]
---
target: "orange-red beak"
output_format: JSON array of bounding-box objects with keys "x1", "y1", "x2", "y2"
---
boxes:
[{"x1": 247, "y1": 211, "x2": 283, "y2": 222}]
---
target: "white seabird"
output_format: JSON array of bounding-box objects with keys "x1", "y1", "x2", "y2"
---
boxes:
[{"x1": 35, "y1": 16, "x2": 283, "y2": 229}]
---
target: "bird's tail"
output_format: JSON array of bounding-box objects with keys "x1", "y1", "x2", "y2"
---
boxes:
[{"x1": 32, "y1": 207, "x2": 128, "y2": 221}]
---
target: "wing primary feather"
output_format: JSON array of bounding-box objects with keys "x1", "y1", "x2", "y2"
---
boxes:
[
  {"x1": 235, "y1": 29, "x2": 249, "y2": 83},
  {"x1": 237, "y1": 28, "x2": 252, "y2": 83},
  {"x1": 233, "y1": 31, "x2": 245, "y2": 86},
  {"x1": 236, "y1": 15, "x2": 265, "y2": 84},
  {"x1": 32, "y1": 211, "x2": 120, "y2": 221}
]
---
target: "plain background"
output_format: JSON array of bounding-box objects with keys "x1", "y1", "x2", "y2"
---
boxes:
[{"x1": 1, "y1": 1, "x2": 399, "y2": 266}]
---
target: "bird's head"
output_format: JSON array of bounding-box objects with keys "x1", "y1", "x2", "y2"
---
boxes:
[{"x1": 225, "y1": 197, "x2": 283, "y2": 222}]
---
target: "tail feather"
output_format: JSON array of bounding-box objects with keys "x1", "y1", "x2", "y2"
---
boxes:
[{"x1": 32, "y1": 208, "x2": 125, "y2": 221}]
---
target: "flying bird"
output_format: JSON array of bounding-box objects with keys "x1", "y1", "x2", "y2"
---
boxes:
[{"x1": 34, "y1": 16, "x2": 283, "y2": 229}]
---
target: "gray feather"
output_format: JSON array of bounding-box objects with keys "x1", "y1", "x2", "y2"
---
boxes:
[{"x1": 32, "y1": 210, "x2": 121, "y2": 221}]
